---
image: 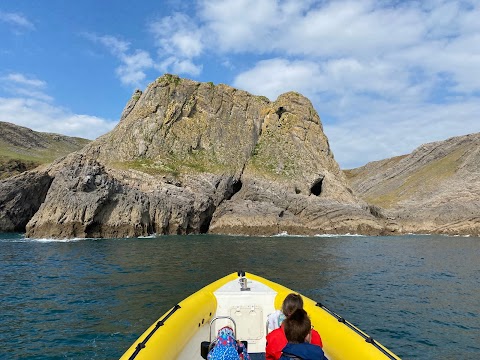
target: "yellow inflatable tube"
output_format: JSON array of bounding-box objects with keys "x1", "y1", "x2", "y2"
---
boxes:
[{"x1": 120, "y1": 273, "x2": 237, "y2": 360}]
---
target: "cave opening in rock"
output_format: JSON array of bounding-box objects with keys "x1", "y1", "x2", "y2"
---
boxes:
[
  {"x1": 226, "y1": 179, "x2": 243, "y2": 200},
  {"x1": 276, "y1": 106, "x2": 286, "y2": 118},
  {"x1": 199, "y1": 215, "x2": 212, "y2": 234},
  {"x1": 310, "y1": 178, "x2": 323, "y2": 196}
]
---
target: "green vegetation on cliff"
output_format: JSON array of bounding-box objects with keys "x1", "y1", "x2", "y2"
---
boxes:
[
  {"x1": 115, "y1": 150, "x2": 235, "y2": 177},
  {"x1": 364, "y1": 145, "x2": 469, "y2": 208}
]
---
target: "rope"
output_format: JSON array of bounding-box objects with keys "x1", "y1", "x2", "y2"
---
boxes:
[{"x1": 128, "y1": 304, "x2": 181, "y2": 360}]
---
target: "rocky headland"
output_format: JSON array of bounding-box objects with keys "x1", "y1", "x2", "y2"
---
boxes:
[
  {"x1": 345, "y1": 133, "x2": 480, "y2": 236},
  {"x1": 0, "y1": 75, "x2": 382, "y2": 238},
  {"x1": 0, "y1": 75, "x2": 478, "y2": 238}
]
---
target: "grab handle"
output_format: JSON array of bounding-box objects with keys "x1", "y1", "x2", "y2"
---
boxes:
[{"x1": 208, "y1": 316, "x2": 237, "y2": 342}]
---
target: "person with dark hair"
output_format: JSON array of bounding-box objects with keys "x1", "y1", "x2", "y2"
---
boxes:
[
  {"x1": 280, "y1": 309, "x2": 326, "y2": 360},
  {"x1": 266, "y1": 294, "x2": 323, "y2": 360},
  {"x1": 268, "y1": 293, "x2": 303, "y2": 331}
]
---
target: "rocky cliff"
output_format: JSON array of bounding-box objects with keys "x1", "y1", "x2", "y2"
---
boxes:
[
  {"x1": 0, "y1": 74, "x2": 382, "y2": 238},
  {"x1": 345, "y1": 133, "x2": 480, "y2": 235},
  {"x1": 0, "y1": 121, "x2": 90, "y2": 179}
]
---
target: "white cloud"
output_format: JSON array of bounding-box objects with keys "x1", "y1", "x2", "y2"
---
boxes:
[
  {"x1": 197, "y1": 0, "x2": 425, "y2": 57},
  {"x1": 324, "y1": 99, "x2": 480, "y2": 169},
  {"x1": 93, "y1": 34, "x2": 130, "y2": 55},
  {"x1": 0, "y1": 73, "x2": 115, "y2": 140},
  {"x1": 116, "y1": 50, "x2": 154, "y2": 86},
  {"x1": 199, "y1": 0, "x2": 280, "y2": 52},
  {"x1": 0, "y1": 73, "x2": 52, "y2": 102},
  {"x1": 0, "y1": 11, "x2": 35, "y2": 31},
  {"x1": 160, "y1": 58, "x2": 203, "y2": 76},
  {"x1": 233, "y1": 58, "x2": 416, "y2": 102},
  {"x1": 85, "y1": 33, "x2": 154, "y2": 86},
  {"x1": 234, "y1": 58, "x2": 322, "y2": 99},
  {"x1": 149, "y1": 13, "x2": 203, "y2": 76},
  {"x1": 150, "y1": 13, "x2": 203, "y2": 57},
  {"x1": 220, "y1": 1, "x2": 480, "y2": 167},
  {"x1": 3, "y1": 73, "x2": 45, "y2": 88},
  {"x1": 0, "y1": 97, "x2": 115, "y2": 140}
]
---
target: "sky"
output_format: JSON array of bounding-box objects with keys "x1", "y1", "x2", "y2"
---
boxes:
[{"x1": 1, "y1": 0, "x2": 479, "y2": 169}]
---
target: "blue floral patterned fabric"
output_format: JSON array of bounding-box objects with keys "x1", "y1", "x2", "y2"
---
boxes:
[{"x1": 207, "y1": 326, "x2": 251, "y2": 360}]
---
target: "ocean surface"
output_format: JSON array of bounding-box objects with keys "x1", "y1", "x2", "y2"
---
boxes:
[{"x1": 1, "y1": 233, "x2": 479, "y2": 360}]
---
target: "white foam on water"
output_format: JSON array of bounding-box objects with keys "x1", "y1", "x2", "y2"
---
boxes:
[
  {"x1": 28, "y1": 237, "x2": 92, "y2": 243},
  {"x1": 273, "y1": 231, "x2": 303, "y2": 237},
  {"x1": 4, "y1": 236, "x2": 99, "y2": 243},
  {"x1": 138, "y1": 234, "x2": 157, "y2": 239},
  {"x1": 314, "y1": 233, "x2": 365, "y2": 237}
]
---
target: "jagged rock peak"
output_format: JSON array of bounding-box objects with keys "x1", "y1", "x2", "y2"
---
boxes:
[
  {"x1": 120, "y1": 89, "x2": 143, "y2": 121},
  {"x1": 88, "y1": 74, "x2": 341, "y2": 187}
]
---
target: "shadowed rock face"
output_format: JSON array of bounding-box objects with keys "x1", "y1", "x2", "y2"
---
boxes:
[
  {"x1": 345, "y1": 133, "x2": 480, "y2": 236},
  {"x1": 0, "y1": 170, "x2": 53, "y2": 232},
  {"x1": 2, "y1": 75, "x2": 381, "y2": 238}
]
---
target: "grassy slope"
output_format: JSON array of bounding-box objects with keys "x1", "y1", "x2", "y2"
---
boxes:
[
  {"x1": 0, "y1": 122, "x2": 90, "y2": 179},
  {"x1": 344, "y1": 143, "x2": 469, "y2": 209}
]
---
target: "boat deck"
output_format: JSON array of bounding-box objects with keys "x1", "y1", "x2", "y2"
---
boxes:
[
  {"x1": 177, "y1": 276, "x2": 277, "y2": 359},
  {"x1": 213, "y1": 277, "x2": 278, "y2": 354}
]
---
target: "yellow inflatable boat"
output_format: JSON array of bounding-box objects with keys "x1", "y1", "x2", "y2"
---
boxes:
[{"x1": 120, "y1": 271, "x2": 401, "y2": 360}]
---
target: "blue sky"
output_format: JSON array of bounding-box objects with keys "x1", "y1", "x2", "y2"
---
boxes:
[{"x1": 1, "y1": 0, "x2": 479, "y2": 168}]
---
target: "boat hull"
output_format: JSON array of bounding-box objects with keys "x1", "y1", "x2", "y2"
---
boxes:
[{"x1": 120, "y1": 272, "x2": 400, "y2": 360}]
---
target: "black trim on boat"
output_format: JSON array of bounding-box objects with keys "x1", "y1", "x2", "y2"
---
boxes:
[
  {"x1": 315, "y1": 302, "x2": 397, "y2": 360},
  {"x1": 128, "y1": 304, "x2": 181, "y2": 360}
]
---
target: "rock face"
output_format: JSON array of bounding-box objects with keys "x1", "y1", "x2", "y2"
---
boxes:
[
  {"x1": 345, "y1": 133, "x2": 480, "y2": 235},
  {"x1": 0, "y1": 169, "x2": 53, "y2": 232},
  {"x1": 0, "y1": 121, "x2": 90, "y2": 179},
  {"x1": 0, "y1": 74, "x2": 381, "y2": 238}
]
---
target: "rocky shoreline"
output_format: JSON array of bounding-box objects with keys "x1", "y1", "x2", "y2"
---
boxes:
[{"x1": 1, "y1": 75, "x2": 478, "y2": 238}]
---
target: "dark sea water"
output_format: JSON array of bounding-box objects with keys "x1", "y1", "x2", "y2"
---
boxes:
[{"x1": 1, "y1": 233, "x2": 479, "y2": 360}]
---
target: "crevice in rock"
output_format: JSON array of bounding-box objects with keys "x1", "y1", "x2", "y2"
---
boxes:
[
  {"x1": 310, "y1": 178, "x2": 323, "y2": 196},
  {"x1": 368, "y1": 204, "x2": 385, "y2": 219},
  {"x1": 199, "y1": 206, "x2": 214, "y2": 234},
  {"x1": 201, "y1": 178, "x2": 243, "y2": 234}
]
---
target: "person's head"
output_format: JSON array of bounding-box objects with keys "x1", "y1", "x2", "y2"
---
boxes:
[
  {"x1": 283, "y1": 308, "x2": 312, "y2": 344},
  {"x1": 282, "y1": 293, "x2": 304, "y2": 317},
  {"x1": 216, "y1": 326, "x2": 235, "y2": 341}
]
